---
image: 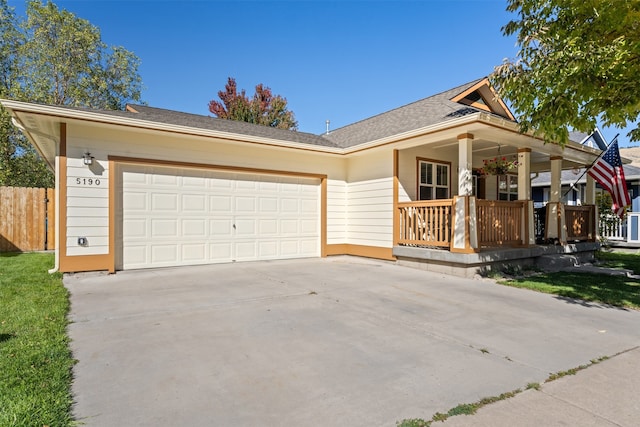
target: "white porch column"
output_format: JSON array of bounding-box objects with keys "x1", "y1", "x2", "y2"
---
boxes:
[
  {"x1": 546, "y1": 156, "x2": 565, "y2": 242},
  {"x1": 517, "y1": 148, "x2": 531, "y2": 200},
  {"x1": 586, "y1": 174, "x2": 596, "y2": 205},
  {"x1": 517, "y1": 148, "x2": 534, "y2": 245},
  {"x1": 549, "y1": 156, "x2": 563, "y2": 203},
  {"x1": 457, "y1": 133, "x2": 473, "y2": 196},
  {"x1": 586, "y1": 173, "x2": 598, "y2": 241}
]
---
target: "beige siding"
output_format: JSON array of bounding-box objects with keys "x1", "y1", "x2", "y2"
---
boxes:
[
  {"x1": 346, "y1": 178, "x2": 394, "y2": 247},
  {"x1": 345, "y1": 150, "x2": 394, "y2": 248},
  {"x1": 326, "y1": 179, "x2": 347, "y2": 244},
  {"x1": 65, "y1": 157, "x2": 110, "y2": 256}
]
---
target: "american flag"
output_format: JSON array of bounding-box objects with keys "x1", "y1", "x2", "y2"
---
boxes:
[{"x1": 587, "y1": 138, "x2": 630, "y2": 218}]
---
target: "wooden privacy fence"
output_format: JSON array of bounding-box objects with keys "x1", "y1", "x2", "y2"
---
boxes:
[{"x1": 0, "y1": 186, "x2": 54, "y2": 252}]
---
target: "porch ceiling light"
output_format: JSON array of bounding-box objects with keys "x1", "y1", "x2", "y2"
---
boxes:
[{"x1": 83, "y1": 151, "x2": 94, "y2": 166}]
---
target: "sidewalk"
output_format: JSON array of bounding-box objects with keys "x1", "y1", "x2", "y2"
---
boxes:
[{"x1": 441, "y1": 346, "x2": 640, "y2": 426}]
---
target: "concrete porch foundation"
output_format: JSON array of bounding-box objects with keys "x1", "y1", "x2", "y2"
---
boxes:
[{"x1": 393, "y1": 242, "x2": 600, "y2": 278}]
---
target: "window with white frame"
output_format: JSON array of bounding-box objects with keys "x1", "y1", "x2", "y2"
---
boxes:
[
  {"x1": 418, "y1": 159, "x2": 449, "y2": 200},
  {"x1": 498, "y1": 175, "x2": 518, "y2": 201}
]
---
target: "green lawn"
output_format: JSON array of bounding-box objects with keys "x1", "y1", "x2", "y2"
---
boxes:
[
  {"x1": 499, "y1": 251, "x2": 640, "y2": 310},
  {"x1": 596, "y1": 250, "x2": 640, "y2": 273},
  {"x1": 0, "y1": 253, "x2": 74, "y2": 427}
]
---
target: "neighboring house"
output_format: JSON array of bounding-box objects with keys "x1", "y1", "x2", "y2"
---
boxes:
[
  {"x1": 531, "y1": 129, "x2": 640, "y2": 211},
  {"x1": 1, "y1": 78, "x2": 604, "y2": 277},
  {"x1": 530, "y1": 131, "x2": 640, "y2": 246},
  {"x1": 531, "y1": 165, "x2": 640, "y2": 211}
]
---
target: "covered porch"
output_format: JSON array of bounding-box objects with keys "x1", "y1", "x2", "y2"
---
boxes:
[{"x1": 390, "y1": 128, "x2": 602, "y2": 277}]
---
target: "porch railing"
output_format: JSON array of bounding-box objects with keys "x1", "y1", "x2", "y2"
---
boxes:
[
  {"x1": 564, "y1": 205, "x2": 596, "y2": 241},
  {"x1": 476, "y1": 200, "x2": 524, "y2": 247},
  {"x1": 397, "y1": 200, "x2": 453, "y2": 247},
  {"x1": 599, "y1": 214, "x2": 626, "y2": 241}
]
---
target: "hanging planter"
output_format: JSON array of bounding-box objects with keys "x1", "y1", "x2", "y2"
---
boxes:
[{"x1": 478, "y1": 156, "x2": 518, "y2": 176}]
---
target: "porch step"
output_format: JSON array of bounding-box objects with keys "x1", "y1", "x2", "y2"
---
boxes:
[{"x1": 535, "y1": 254, "x2": 580, "y2": 272}]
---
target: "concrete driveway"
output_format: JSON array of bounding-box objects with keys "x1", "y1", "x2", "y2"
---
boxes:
[{"x1": 65, "y1": 256, "x2": 640, "y2": 426}]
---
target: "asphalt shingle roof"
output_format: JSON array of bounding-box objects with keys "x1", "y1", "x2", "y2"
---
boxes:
[
  {"x1": 19, "y1": 78, "x2": 516, "y2": 150},
  {"x1": 123, "y1": 105, "x2": 340, "y2": 148},
  {"x1": 322, "y1": 78, "x2": 504, "y2": 148}
]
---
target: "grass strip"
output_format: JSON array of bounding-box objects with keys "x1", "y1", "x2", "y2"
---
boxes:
[
  {"x1": 0, "y1": 253, "x2": 74, "y2": 427},
  {"x1": 396, "y1": 356, "x2": 611, "y2": 426}
]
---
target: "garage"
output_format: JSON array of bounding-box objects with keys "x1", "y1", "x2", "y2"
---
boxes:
[{"x1": 116, "y1": 164, "x2": 321, "y2": 270}]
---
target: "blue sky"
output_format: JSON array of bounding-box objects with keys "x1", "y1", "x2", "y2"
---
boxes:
[{"x1": 8, "y1": 0, "x2": 635, "y2": 146}]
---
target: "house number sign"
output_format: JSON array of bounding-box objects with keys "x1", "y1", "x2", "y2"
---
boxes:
[{"x1": 76, "y1": 178, "x2": 101, "y2": 186}]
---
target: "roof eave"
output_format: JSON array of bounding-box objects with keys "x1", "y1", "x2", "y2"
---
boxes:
[{"x1": 1, "y1": 99, "x2": 345, "y2": 156}]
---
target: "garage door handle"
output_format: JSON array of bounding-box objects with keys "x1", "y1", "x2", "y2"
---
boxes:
[{"x1": 233, "y1": 224, "x2": 236, "y2": 229}]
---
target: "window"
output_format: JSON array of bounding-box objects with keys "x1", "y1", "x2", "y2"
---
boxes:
[
  {"x1": 498, "y1": 175, "x2": 518, "y2": 201},
  {"x1": 418, "y1": 159, "x2": 449, "y2": 200}
]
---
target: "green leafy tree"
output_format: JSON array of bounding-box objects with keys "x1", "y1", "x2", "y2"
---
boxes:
[
  {"x1": 0, "y1": 0, "x2": 143, "y2": 188},
  {"x1": 491, "y1": 0, "x2": 640, "y2": 146},
  {"x1": 209, "y1": 77, "x2": 298, "y2": 130}
]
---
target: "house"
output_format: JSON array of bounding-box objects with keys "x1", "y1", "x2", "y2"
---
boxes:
[{"x1": 1, "y1": 78, "x2": 604, "y2": 277}]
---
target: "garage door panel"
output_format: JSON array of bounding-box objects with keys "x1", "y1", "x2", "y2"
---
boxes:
[
  {"x1": 280, "y1": 198, "x2": 299, "y2": 213},
  {"x1": 301, "y1": 199, "x2": 318, "y2": 213},
  {"x1": 258, "y1": 241, "x2": 278, "y2": 257},
  {"x1": 123, "y1": 245, "x2": 147, "y2": 267},
  {"x1": 235, "y1": 197, "x2": 256, "y2": 213},
  {"x1": 182, "y1": 175, "x2": 207, "y2": 188},
  {"x1": 182, "y1": 194, "x2": 206, "y2": 211},
  {"x1": 300, "y1": 239, "x2": 318, "y2": 255},
  {"x1": 123, "y1": 171, "x2": 147, "y2": 184},
  {"x1": 182, "y1": 219, "x2": 206, "y2": 236},
  {"x1": 151, "y1": 173, "x2": 178, "y2": 186},
  {"x1": 280, "y1": 240, "x2": 299, "y2": 256},
  {"x1": 123, "y1": 218, "x2": 147, "y2": 237},
  {"x1": 151, "y1": 193, "x2": 178, "y2": 211},
  {"x1": 210, "y1": 219, "x2": 233, "y2": 237},
  {"x1": 210, "y1": 176, "x2": 233, "y2": 189},
  {"x1": 258, "y1": 219, "x2": 278, "y2": 235},
  {"x1": 182, "y1": 244, "x2": 206, "y2": 262},
  {"x1": 280, "y1": 219, "x2": 299, "y2": 234},
  {"x1": 301, "y1": 219, "x2": 318, "y2": 234},
  {"x1": 259, "y1": 197, "x2": 278, "y2": 212},
  {"x1": 123, "y1": 192, "x2": 147, "y2": 210},
  {"x1": 151, "y1": 244, "x2": 178, "y2": 264},
  {"x1": 235, "y1": 241, "x2": 257, "y2": 260},
  {"x1": 259, "y1": 181, "x2": 278, "y2": 191},
  {"x1": 120, "y1": 165, "x2": 320, "y2": 270},
  {"x1": 235, "y1": 219, "x2": 256, "y2": 236},
  {"x1": 210, "y1": 195, "x2": 232, "y2": 211},
  {"x1": 210, "y1": 242, "x2": 233, "y2": 261},
  {"x1": 152, "y1": 219, "x2": 178, "y2": 237}
]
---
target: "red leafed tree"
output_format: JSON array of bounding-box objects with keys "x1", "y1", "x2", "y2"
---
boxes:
[{"x1": 208, "y1": 77, "x2": 298, "y2": 130}]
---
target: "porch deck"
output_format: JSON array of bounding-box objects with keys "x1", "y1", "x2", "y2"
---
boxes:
[
  {"x1": 394, "y1": 242, "x2": 599, "y2": 278},
  {"x1": 395, "y1": 198, "x2": 599, "y2": 277}
]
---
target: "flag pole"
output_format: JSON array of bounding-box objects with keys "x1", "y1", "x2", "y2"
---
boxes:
[{"x1": 560, "y1": 133, "x2": 619, "y2": 200}]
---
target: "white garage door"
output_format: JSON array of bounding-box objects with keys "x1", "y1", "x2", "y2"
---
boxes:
[{"x1": 116, "y1": 164, "x2": 320, "y2": 270}]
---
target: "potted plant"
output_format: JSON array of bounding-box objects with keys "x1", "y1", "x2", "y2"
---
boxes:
[{"x1": 478, "y1": 156, "x2": 518, "y2": 176}]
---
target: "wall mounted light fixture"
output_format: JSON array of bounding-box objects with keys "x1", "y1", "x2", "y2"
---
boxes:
[{"x1": 83, "y1": 151, "x2": 94, "y2": 166}]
